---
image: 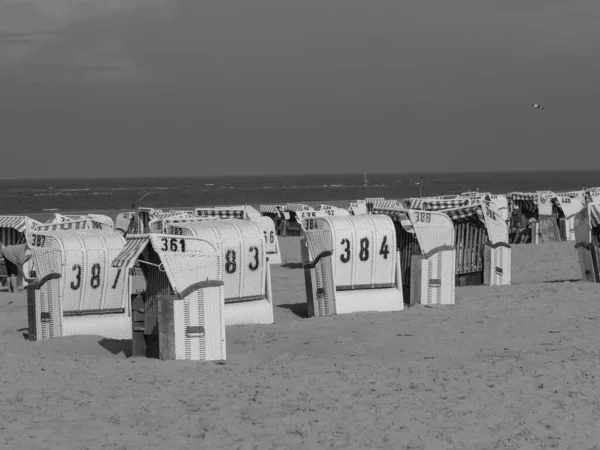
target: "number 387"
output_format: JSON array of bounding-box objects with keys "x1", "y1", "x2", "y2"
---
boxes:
[{"x1": 339, "y1": 236, "x2": 390, "y2": 263}]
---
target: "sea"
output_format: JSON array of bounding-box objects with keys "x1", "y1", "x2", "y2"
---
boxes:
[{"x1": 1, "y1": 171, "x2": 599, "y2": 216}]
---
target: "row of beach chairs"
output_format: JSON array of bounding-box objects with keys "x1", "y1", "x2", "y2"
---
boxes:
[{"x1": 1, "y1": 188, "x2": 600, "y2": 362}]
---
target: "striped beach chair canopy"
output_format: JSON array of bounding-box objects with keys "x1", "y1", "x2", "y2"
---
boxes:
[
  {"x1": 0, "y1": 215, "x2": 42, "y2": 246},
  {"x1": 555, "y1": 190, "x2": 585, "y2": 206},
  {"x1": 169, "y1": 210, "x2": 195, "y2": 216},
  {"x1": 589, "y1": 204, "x2": 600, "y2": 228},
  {"x1": 372, "y1": 199, "x2": 405, "y2": 210},
  {"x1": 556, "y1": 190, "x2": 584, "y2": 198},
  {"x1": 428, "y1": 195, "x2": 462, "y2": 200},
  {"x1": 48, "y1": 213, "x2": 114, "y2": 230},
  {"x1": 45, "y1": 213, "x2": 87, "y2": 224},
  {"x1": 136, "y1": 207, "x2": 162, "y2": 218},
  {"x1": 259, "y1": 205, "x2": 284, "y2": 215},
  {"x1": 217, "y1": 205, "x2": 261, "y2": 218},
  {"x1": 194, "y1": 208, "x2": 246, "y2": 220},
  {"x1": 365, "y1": 197, "x2": 385, "y2": 204},
  {"x1": 147, "y1": 211, "x2": 190, "y2": 225},
  {"x1": 443, "y1": 203, "x2": 508, "y2": 245},
  {"x1": 148, "y1": 211, "x2": 199, "y2": 233},
  {"x1": 31, "y1": 218, "x2": 106, "y2": 232},
  {"x1": 409, "y1": 198, "x2": 470, "y2": 211},
  {"x1": 285, "y1": 204, "x2": 313, "y2": 212},
  {"x1": 408, "y1": 198, "x2": 425, "y2": 210},
  {"x1": 509, "y1": 192, "x2": 539, "y2": 212},
  {"x1": 461, "y1": 191, "x2": 492, "y2": 202},
  {"x1": 111, "y1": 235, "x2": 154, "y2": 269},
  {"x1": 442, "y1": 204, "x2": 487, "y2": 225},
  {"x1": 371, "y1": 207, "x2": 414, "y2": 233}
]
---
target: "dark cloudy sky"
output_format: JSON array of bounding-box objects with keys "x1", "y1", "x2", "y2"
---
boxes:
[{"x1": 1, "y1": 0, "x2": 599, "y2": 179}]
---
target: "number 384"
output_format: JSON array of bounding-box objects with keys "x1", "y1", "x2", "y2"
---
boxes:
[{"x1": 339, "y1": 236, "x2": 390, "y2": 263}]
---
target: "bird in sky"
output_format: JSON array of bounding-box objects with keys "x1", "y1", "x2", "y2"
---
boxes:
[{"x1": 532, "y1": 103, "x2": 544, "y2": 111}]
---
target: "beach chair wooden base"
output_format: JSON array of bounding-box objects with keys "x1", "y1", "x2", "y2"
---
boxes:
[
  {"x1": 410, "y1": 249, "x2": 455, "y2": 306},
  {"x1": 575, "y1": 242, "x2": 600, "y2": 283},
  {"x1": 131, "y1": 293, "x2": 147, "y2": 357},
  {"x1": 456, "y1": 272, "x2": 483, "y2": 286}
]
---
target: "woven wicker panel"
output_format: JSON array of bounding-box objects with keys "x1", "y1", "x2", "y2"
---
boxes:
[
  {"x1": 411, "y1": 250, "x2": 455, "y2": 306},
  {"x1": 163, "y1": 221, "x2": 266, "y2": 303},
  {"x1": 317, "y1": 215, "x2": 396, "y2": 291},
  {"x1": 299, "y1": 211, "x2": 328, "y2": 232},
  {"x1": 305, "y1": 215, "x2": 400, "y2": 315},
  {"x1": 408, "y1": 210, "x2": 454, "y2": 254},
  {"x1": 482, "y1": 206, "x2": 509, "y2": 245},
  {"x1": 173, "y1": 293, "x2": 205, "y2": 360},
  {"x1": 304, "y1": 230, "x2": 335, "y2": 316},
  {"x1": 488, "y1": 245, "x2": 511, "y2": 286},
  {"x1": 48, "y1": 231, "x2": 127, "y2": 315},
  {"x1": 26, "y1": 230, "x2": 130, "y2": 340},
  {"x1": 149, "y1": 234, "x2": 225, "y2": 361},
  {"x1": 426, "y1": 253, "x2": 443, "y2": 305},
  {"x1": 251, "y1": 216, "x2": 279, "y2": 255},
  {"x1": 29, "y1": 247, "x2": 63, "y2": 340}
]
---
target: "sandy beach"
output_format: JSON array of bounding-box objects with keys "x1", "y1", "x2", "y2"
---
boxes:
[{"x1": 1, "y1": 237, "x2": 599, "y2": 449}]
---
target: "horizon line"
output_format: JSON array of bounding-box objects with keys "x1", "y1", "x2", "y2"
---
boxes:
[{"x1": 1, "y1": 168, "x2": 599, "y2": 182}]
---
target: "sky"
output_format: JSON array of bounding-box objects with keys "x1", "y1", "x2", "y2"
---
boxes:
[{"x1": 1, "y1": 0, "x2": 599, "y2": 179}]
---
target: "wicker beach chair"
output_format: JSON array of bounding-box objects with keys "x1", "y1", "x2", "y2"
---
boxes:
[
  {"x1": 26, "y1": 230, "x2": 131, "y2": 341},
  {"x1": 301, "y1": 215, "x2": 403, "y2": 316},
  {"x1": 166, "y1": 220, "x2": 274, "y2": 326},
  {"x1": 372, "y1": 207, "x2": 456, "y2": 306},
  {"x1": 112, "y1": 234, "x2": 226, "y2": 361}
]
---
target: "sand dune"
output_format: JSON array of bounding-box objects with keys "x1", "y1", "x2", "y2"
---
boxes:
[{"x1": 2, "y1": 238, "x2": 600, "y2": 449}]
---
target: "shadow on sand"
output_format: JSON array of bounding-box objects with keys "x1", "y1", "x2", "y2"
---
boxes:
[
  {"x1": 98, "y1": 339, "x2": 133, "y2": 358},
  {"x1": 277, "y1": 303, "x2": 307, "y2": 319}
]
